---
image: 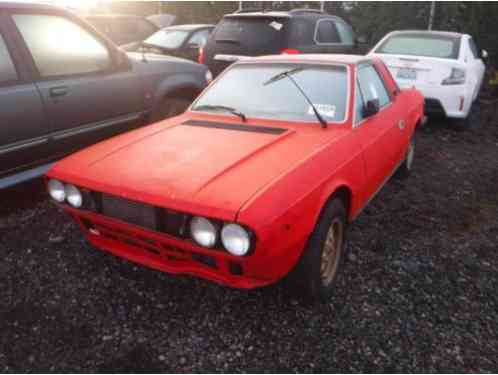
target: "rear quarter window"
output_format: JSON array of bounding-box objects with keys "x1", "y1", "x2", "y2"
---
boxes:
[
  {"x1": 315, "y1": 19, "x2": 341, "y2": 44},
  {"x1": 335, "y1": 21, "x2": 354, "y2": 45}
]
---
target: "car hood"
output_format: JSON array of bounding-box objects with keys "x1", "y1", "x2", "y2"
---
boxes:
[{"x1": 48, "y1": 114, "x2": 347, "y2": 221}]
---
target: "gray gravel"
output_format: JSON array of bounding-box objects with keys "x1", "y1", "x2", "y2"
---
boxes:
[{"x1": 1, "y1": 111, "x2": 497, "y2": 373}]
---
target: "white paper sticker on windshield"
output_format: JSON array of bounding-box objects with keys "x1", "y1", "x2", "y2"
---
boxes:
[
  {"x1": 309, "y1": 104, "x2": 336, "y2": 118},
  {"x1": 269, "y1": 21, "x2": 283, "y2": 31}
]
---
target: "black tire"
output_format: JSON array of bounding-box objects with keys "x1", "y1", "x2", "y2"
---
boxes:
[
  {"x1": 396, "y1": 136, "x2": 415, "y2": 179},
  {"x1": 287, "y1": 198, "x2": 347, "y2": 302},
  {"x1": 151, "y1": 97, "x2": 192, "y2": 122},
  {"x1": 453, "y1": 100, "x2": 480, "y2": 131}
]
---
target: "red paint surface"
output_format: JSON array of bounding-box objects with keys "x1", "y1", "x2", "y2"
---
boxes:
[{"x1": 47, "y1": 55, "x2": 424, "y2": 288}]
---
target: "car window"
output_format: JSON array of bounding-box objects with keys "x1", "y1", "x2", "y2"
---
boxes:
[
  {"x1": 315, "y1": 19, "x2": 341, "y2": 44},
  {"x1": 188, "y1": 29, "x2": 211, "y2": 47},
  {"x1": 468, "y1": 38, "x2": 479, "y2": 59},
  {"x1": 193, "y1": 63, "x2": 348, "y2": 123},
  {"x1": 376, "y1": 33, "x2": 461, "y2": 59},
  {"x1": 13, "y1": 14, "x2": 111, "y2": 78},
  {"x1": 145, "y1": 29, "x2": 190, "y2": 49},
  {"x1": 0, "y1": 34, "x2": 17, "y2": 83},
  {"x1": 335, "y1": 21, "x2": 354, "y2": 45},
  {"x1": 357, "y1": 64, "x2": 390, "y2": 108},
  {"x1": 354, "y1": 81, "x2": 365, "y2": 125},
  {"x1": 214, "y1": 17, "x2": 287, "y2": 50}
]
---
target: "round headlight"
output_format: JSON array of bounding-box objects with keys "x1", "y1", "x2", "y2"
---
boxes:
[
  {"x1": 190, "y1": 216, "x2": 217, "y2": 248},
  {"x1": 65, "y1": 184, "x2": 83, "y2": 208},
  {"x1": 47, "y1": 179, "x2": 65, "y2": 202},
  {"x1": 221, "y1": 224, "x2": 251, "y2": 256},
  {"x1": 205, "y1": 69, "x2": 213, "y2": 84}
]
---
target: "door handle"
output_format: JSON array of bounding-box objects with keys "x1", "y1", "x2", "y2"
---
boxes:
[
  {"x1": 398, "y1": 120, "x2": 406, "y2": 130},
  {"x1": 49, "y1": 86, "x2": 68, "y2": 98}
]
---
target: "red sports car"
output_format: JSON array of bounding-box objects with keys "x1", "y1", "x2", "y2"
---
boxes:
[{"x1": 46, "y1": 55, "x2": 424, "y2": 301}]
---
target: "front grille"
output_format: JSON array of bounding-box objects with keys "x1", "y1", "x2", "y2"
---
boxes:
[
  {"x1": 102, "y1": 194, "x2": 157, "y2": 231},
  {"x1": 98, "y1": 193, "x2": 189, "y2": 238}
]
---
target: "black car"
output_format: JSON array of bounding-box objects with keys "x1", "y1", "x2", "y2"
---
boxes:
[
  {"x1": 85, "y1": 14, "x2": 160, "y2": 46},
  {"x1": 122, "y1": 24, "x2": 215, "y2": 63},
  {"x1": 0, "y1": 2, "x2": 210, "y2": 189},
  {"x1": 202, "y1": 9, "x2": 366, "y2": 77}
]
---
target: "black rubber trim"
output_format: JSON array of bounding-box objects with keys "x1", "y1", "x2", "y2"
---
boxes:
[{"x1": 182, "y1": 120, "x2": 287, "y2": 135}]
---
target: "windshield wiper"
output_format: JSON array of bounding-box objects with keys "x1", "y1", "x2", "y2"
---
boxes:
[
  {"x1": 263, "y1": 67, "x2": 304, "y2": 85},
  {"x1": 194, "y1": 105, "x2": 247, "y2": 122},
  {"x1": 264, "y1": 67, "x2": 328, "y2": 129}
]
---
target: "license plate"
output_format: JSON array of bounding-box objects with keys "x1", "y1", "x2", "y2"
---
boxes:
[{"x1": 397, "y1": 68, "x2": 417, "y2": 80}]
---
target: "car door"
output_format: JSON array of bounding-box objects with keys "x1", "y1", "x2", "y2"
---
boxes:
[
  {"x1": 355, "y1": 63, "x2": 404, "y2": 200},
  {"x1": 0, "y1": 15, "x2": 51, "y2": 186},
  {"x1": 9, "y1": 10, "x2": 144, "y2": 158}
]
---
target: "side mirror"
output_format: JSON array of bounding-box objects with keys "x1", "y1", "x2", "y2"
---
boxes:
[
  {"x1": 362, "y1": 98, "x2": 380, "y2": 118},
  {"x1": 481, "y1": 49, "x2": 488, "y2": 59},
  {"x1": 356, "y1": 35, "x2": 367, "y2": 44}
]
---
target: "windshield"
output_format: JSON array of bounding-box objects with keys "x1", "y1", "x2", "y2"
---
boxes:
[
  {"x1": 145, "y1": 29, "x2": 190, "y2": 49},
  {"x1": 192, "y1": 63, "x2": 349, "y2": 123},
  {"x1": 375, "y1": 33, "x2": 461, "y2": 59}
]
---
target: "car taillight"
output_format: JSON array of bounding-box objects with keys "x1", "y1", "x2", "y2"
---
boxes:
[
  {"x1": 281, "y1": 48, "x2": 300, "y2": 55},
  {"x1": 198, "y1": 47, "x2": 205, "y2": 64},
  {"x1": 442, "y1": 67, "x2": 466, "y2": 85}
]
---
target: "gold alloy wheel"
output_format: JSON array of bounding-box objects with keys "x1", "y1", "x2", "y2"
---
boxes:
[{"x1": 320, "y1": 218, "x2": 344, "y2": 286}]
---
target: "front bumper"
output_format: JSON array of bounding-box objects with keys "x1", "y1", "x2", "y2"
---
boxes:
[{"x1": 65, "y1": 206, "x2": 303, "y2": 289}]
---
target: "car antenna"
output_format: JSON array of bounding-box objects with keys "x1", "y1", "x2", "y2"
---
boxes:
[{"x1": 264, "y1": 68, "x2": 328, "y2": 129}]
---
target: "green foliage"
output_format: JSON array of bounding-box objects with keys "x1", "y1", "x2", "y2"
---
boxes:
[
  {"x1": 348, "y1": 1, "x2": 498, "y2": 63},
  {"x1": 105, "y1": 1, "x2": 498, "y2": 64},
  {"x1": 160, "y1": 2, "x2": 239, "y2": 24}
]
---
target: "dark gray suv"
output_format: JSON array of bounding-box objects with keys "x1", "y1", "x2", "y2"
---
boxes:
[
  {"x1": 203, "y1": 9, "x2": 366, "y2": 77},
  {"x1": 0, "y1": 2, "x2": 210, "y2": 189}
]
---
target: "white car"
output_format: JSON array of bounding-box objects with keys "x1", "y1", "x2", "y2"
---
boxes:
[{"x1": 368, "y1": 30, "x2": 486, "y2": 129}]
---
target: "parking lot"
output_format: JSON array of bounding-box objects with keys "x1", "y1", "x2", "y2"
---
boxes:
[{"x1": 1, "y1": 106, "x2": 497, "y2": 373}]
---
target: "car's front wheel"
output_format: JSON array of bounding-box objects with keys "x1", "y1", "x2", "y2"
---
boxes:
[{"x1": 288, "y1": 198, "x2": 347, "y2": 302}]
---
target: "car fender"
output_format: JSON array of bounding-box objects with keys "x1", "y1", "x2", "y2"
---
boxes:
[
  {"x1": 152, "y1": 73, "x2": 206, "y2": 108},
  {"x1": 316, "y1": 179, "x2": 355, "y2": 224},
  {"x1": 236, "y1": 133, "x2": 365, "y2": 282}
]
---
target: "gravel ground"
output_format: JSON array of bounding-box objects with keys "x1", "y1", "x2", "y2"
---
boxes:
[{"x1": 1, "y1": 108, "x2": 497, "y2": 373}]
